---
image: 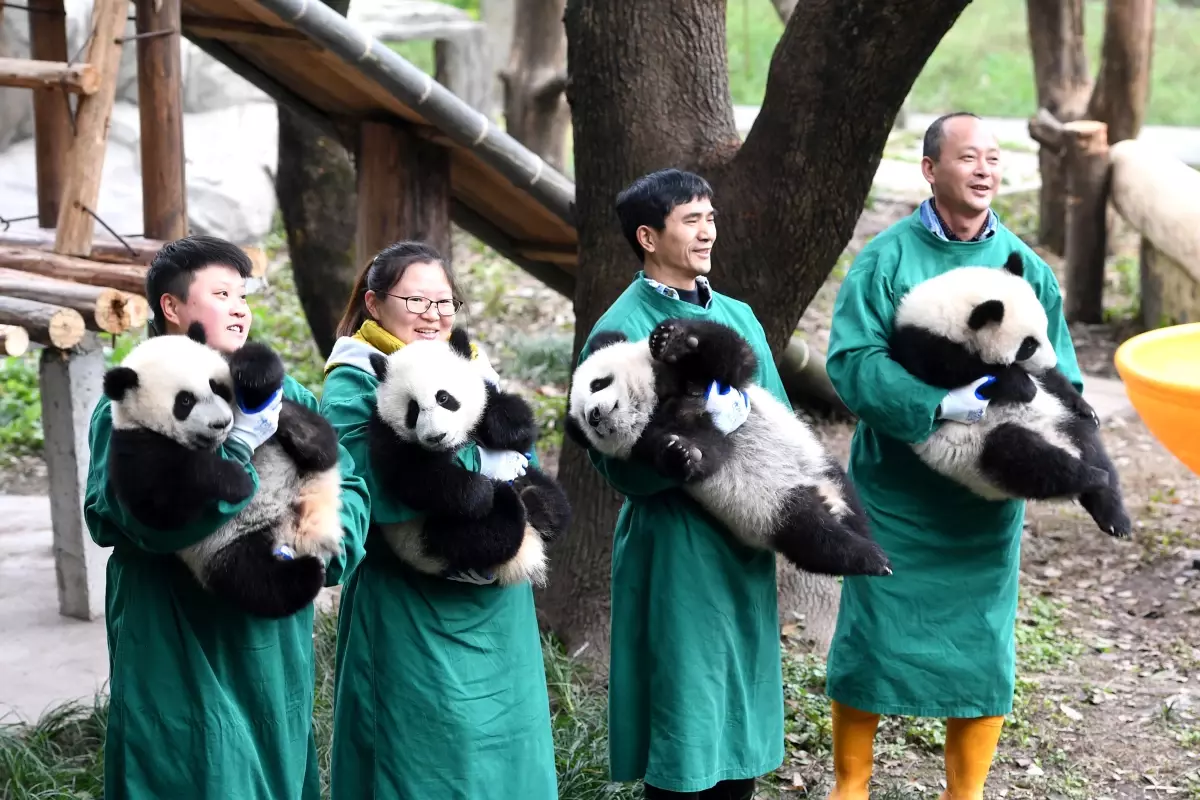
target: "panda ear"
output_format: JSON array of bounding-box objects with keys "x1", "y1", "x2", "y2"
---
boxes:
[
  {"x1": 1002, "y1": 252, "x2": 1024, "y2": 278},
  {"x1": 583, "y1": 330, "x2": 628, "y2": 358},
  {"x1": 968, "y1": 299, "x2": 1005, "y2": 330},
  {"x1": 186, "y1": 321, "x2": 207, "y2": 344},
  {"x1": 448, "y1": 328, "x2": 473, "y2": 360},
  {"x1": 369, "y1": 352, "x2": 389, "y2": 381},
  {"x1": 103, "y1": 366, "x2": 139, "y2": 401}
]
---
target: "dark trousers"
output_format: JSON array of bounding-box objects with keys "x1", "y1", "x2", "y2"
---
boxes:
[{"x1": 643, "y1": 778, "x2": 756, "y2": 800}]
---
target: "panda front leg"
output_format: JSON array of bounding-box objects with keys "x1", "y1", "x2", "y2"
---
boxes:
[
  {"x1": 272, "y1": 400, "x2": 341, "y2": 473},
  {"x1": 648, "y1": 318, "x2": 759, "y2": 389},
  {"x1": 633, "y1": 419, "x2": 732, "y2": 483},
  {"x1": 979, "y1": 422, "x2": 1112, "y2": 500},
  {"x1": 203, "y1": 529, "x2": 326, "y2": 619},
  {"x1": 421, "y1": 481, "x2": 529, "y2": 571},
  {"x1": 771, "y1": 482, "x2": 893, "y2": 578}
]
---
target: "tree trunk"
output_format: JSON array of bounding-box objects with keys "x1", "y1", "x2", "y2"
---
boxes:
[
  {"x1": 1026, "y1": 0, "x2": 1091, "y2": 257},
  {"x1": 541, "y1": 0, "x2": 972, "y2": 665},
  {"x1": 502, "y1": 0, "x2": 570, "y2": 173},
  {"x1": 1086, "y1": 0, "x2": 1156, "y2": 146},
  {"x1": 275, "y1": 0, "x2": 357, "y2": 358},
  {"x1": 1062, "y1": 120, "x2": 1110, "y2": 323}
]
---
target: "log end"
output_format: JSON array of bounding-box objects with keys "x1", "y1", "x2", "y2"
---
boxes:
[
  {"x1": 0, "y1": 324, "x2": 30, "y2": 357},
  {"x1": 48, "y1": 307, "x2": 86, "y2": 349}
]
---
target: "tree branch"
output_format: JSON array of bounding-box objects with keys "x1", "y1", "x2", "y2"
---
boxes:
[
  {"x1": 532, "y1": 70, "x2": 569, "y2": 107},
  {"x1": 1029, "y1": 107, "x2": 1067, "y2": 151}
]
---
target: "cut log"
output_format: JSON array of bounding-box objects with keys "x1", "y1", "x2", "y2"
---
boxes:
[
  {"x1": 0, "y1": 57, "x2": 99, "y2": 93},
  {"x1": 0, "y1": 246, "x2": 148, "y2": 295},
  {"x1": 0, "y1": 325, "x2": 31, "y2": 357},
  {"x1": 1062, "y1": 120, "x2": 1110, "y2": 324},
  {"x1": 0, "y1": 296, "x2": 86, "y2": 349},
  {"x1": 136, "y1": 0, "x2": 188, "y2": 241},
  {"x1": 0, "y1": 268, "x2": 149, "y2": 333},
  {"x1": 777, "y1": 335, "x2": 851, "y2": 417},
  {"x1": 1028, "y1": 107, "x2": 1067, "y2": 152},
  {"x1": 0, "y1": 228, "x2": 267, "y2": 274},
  {"x1": 53, "y1": 0, "x2": 131, "y2": 256},
  {"x1": 29, "y1": 0, "x2": 73, "y2": 226}
]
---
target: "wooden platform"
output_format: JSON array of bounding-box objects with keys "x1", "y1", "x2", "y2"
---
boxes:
[{"x1": 180, "y1": 0, "x2": 579, "y2": 295}]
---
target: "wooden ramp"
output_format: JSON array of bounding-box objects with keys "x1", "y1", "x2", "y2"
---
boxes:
[{"x1": 180, "y1": 0, "x2": 579, "y2": 295}]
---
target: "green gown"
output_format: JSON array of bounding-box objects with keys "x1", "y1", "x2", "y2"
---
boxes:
[
  {"x1": 581, "y1": 274, "x2": 787, "y2": 793},
  {"x1": 320, "y1": 352, "x2": 557, "y2": 800},
  {"x1": 823, "y1": 211, "x2": 1084, "y2": 719},
  {"x1": 84, "y1": 375, "x2": 371, "y2": 800}
]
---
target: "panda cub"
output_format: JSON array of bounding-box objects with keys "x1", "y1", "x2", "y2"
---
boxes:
[
  {"x1": 889, "y1": 251, "x2": 1131, "y2": 537},
  {"x1": 367, "y1": 329, "x2": 571, "y2": 587},
  {"x1": 103, "y1": 323, "x2": 345, "y2": 617},
  {"x1": 566, "y1": 318, "x2": 893, "y2": 578}
]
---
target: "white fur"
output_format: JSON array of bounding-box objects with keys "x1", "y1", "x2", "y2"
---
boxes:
[
  {"x1": 568, "y1": 338, "x2": 848, "y2": 552},
  {"x1": 894, "y1": 265, "x2": 1057, "y2": 372}
]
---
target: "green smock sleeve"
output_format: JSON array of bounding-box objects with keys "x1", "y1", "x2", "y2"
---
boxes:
[
  {"x1": 1021, "y1": 251, "x2": 1085, "y2": 395},
  {"x1": 84, "y1": 397, "x2": 261, "y2": 553},
  {"x1": 826, "y1": 254, "x2": 949, "y2": 444},
  {"x1": 282, "y1": 377, "x2": 370, "y2": 587}
]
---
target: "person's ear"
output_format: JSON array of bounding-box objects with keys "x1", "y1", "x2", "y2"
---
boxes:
[
  {"x1": 364, "y1": 290, "x2": 380, "y2": 320},
  {"x1": 920, "y1": 155, "x2": 937, "y2": 185},
  {"x1": 636, "y1": 225, "x2": 656, "y2": 255},
  {"x1": 160, "y1": 293, "x2": 183, "y2": 329}
]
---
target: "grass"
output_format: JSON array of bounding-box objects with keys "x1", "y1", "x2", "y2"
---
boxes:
[{"x1": 725, "y1": 0, "x2": 1200, "y2": 127}]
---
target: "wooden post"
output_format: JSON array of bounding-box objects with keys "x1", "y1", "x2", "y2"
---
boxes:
[
  {"x1": 28, "y1": 0, "x2": 73, "y2": 227},
  {"x1": 135, "y1": 0, "x2": 188, "y2": 241},
  {"x1": 39, "y1": 334, "x2": 108, "y2": 620},
  {"x1": 434, "y1": 26, "x2": 494, "y2": 115},
  {"x1": 1062, "y1": 120, "x2": 1110, "y2": 324},
  {"x1": 355, "y1": 121, "x2": 452, "y2": 266},
  {"x1": 53, "y1": 0, "x2": 130, "y2": 256}
]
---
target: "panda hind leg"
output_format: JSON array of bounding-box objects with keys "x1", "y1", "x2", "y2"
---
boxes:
[
  {"x1": 204, "y1": 528, "x2": 326, "y2": 618},
  {"x1": 514, "y1": 467, "x2": 573, "y2": 542},
  {"x1": 772, "y1": 485, "x2": 893, "y2": 577},
  {"x1": 291, "y1": 468, "x2": 345, "y2": 558},
  {"x1": 423, "y1": 481, "x2": 528, "y2": 571},
  {"x1": 1075, "y1": 425, "x2": 1133, "y2": 538},
  {"x1": 648, "y1": 318, "x2": 758, "y2": 388},
  {"x1": 979, "y1": 423, "x2": 1110, "y2": 500}
]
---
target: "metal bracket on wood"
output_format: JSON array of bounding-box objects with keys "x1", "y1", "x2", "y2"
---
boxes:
[
  {"x1": 115, "y1": 27, "x2": 175, "y2": 44},
  {"x1": 80, "y1": 205, "x2": 138, "y2": 257},
  {"x1": 0, "y1": 213, "x2": 39, "y2": 232}
]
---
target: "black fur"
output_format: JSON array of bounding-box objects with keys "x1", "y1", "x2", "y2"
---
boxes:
[
  {"x1": 1002, "y1": 251, "x2": 1025, "y2": 278},
  {"x1": 889, "y1": 324, "x2": 1038, "y2": 406},
  {"x1": 103, "y1": 366, "x2": 139, "y2": 402},
  {"x1": 228, "y1": 340, "x2": 286, "y2": 410},
  {"x1": 274, "y1": 400, "x2": 341, "y2": 473},
  {"x1": 514, "y1": 467, "x2": 573, "y2": 543},
  {"x1": 968, "y1": 299, "x2": 1005, "y2": 330},
  {"x1": 108, "y1": 428, "x2": 255, "y2": 530},
  {"x1": 475, "y1": 383, "x2": 539, "y2": 453},
  {"x1": 202, "y1": 527, "x2": 327, "y2": 619},
  {"x1": 421, "y1": 483, "x2": 529, "y2": 570},
  {"x1": 448, "y1": 327, "x2": 473, "y2": 360}
]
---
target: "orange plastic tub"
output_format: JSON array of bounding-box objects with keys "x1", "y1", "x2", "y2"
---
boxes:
[{"x1": 1113, "y1": 322, "x2": 1200, "y2": 476}]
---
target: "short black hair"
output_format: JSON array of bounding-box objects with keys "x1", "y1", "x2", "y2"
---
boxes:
[
  {"x1": 146, "y1": 235, "x2": 253, "y2": 336},
  {"x1": 614, "y1": 168, "x2": 714, "y2": 262},
  {"x1": 923, "y1": 112, "x2": 981, "y2": 162}
]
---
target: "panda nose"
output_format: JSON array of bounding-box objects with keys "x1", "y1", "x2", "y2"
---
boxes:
[
  {"x1": 588, "y1": 407, "x2": 601, "y2": 427},
  {"x1": 210, "y1": 419, "x2": 230, "y2": 431},
  {"x1": 425, "y1": 432, "x2": 446, "y2": 444}
]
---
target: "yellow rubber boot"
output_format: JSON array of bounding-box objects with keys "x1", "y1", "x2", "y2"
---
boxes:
[
  {"x1": 939, "y1": 716, "x2": 1004, "y2": 800},
  {"x1": 826, "y1": 700, "x2": 881, "y2": 800}
]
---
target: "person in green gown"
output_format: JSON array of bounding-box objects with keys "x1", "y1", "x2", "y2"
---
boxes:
[
  {"x1": 575, "y1": 169, "x2": 787, "y2": 799},
  {"x1": 821, "y1": 113, "x2": 1085, "y2": 800},
  {"x1": 321, "y1": 240, "x2": 557, "y2": 800},
  {"x1": 84, "y1": 234, "x2": 371, "y2": 799}
]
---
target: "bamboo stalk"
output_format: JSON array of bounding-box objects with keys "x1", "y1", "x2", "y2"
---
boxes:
[
  {"x1": 0, "y1": 296, "x2": 86, "y2": 349},
  {"x1": 250, "y1": 0, "x2": 576, "y2": 227},
  {"x1": 0, "y1": 268, "x2": 149, "y2": 333},
  {"x1": 0, "y1": 325, "x2": 31, "y2": 357}
]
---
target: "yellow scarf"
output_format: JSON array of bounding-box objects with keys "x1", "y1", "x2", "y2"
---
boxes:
[{"x1": 346, "y1": 318, "x2": 479, "y2": 360}]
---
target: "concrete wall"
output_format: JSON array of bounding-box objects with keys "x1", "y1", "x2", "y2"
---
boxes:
[{"x1": 1109, "y1": 139, "x2": 1200, "y2": 328}]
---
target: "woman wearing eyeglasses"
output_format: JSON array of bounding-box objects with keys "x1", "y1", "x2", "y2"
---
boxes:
[{"x1": 320, "y1": 241, "x2": 557, "y2": 799}]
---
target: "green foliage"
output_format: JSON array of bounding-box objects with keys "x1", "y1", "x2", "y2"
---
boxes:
[
  {"x1": 0, "y1": 698, "x2": 108, "y2": 799},
  {"x1": 0, "y1": 354, "x2": 43, "y2": 462}
]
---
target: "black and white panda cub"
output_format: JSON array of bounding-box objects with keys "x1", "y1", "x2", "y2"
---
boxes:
[
  {"x1": 367, "y1": 329, "x2": 571, "y2": 587},
  {"x1": 103, "y1": 323, "x2": 345, "y2": 616},
  {"x1": 565, "y1": 318, "x2": 893, "y2": 578},
  {"x1": 888, "y1": 251, "x2": 1131, "y2": 537}
]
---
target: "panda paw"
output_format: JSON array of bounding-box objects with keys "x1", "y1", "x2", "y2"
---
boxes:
[
  {"x1": 659, "y1": 434, "x2": 705, "y2": 481},
  {"x1": 228, "y1": 341, "x2": 286, "y2": 410},
  {"x1": 649, "y1": 321, "x2": 699, "y2": 365}
]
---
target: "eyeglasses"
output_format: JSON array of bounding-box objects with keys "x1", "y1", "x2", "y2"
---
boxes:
[{"x1": 384, "y1": 294, "x2": 463, "y2": 316}]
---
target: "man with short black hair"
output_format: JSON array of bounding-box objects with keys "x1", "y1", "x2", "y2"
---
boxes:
[
  {"x1": 576, "y1": 168, "x2": 789, "y2": 799},
  {"x1": 84, "y1": 234, "x2": 370, "y2": 799},
  {"x1": 821, "y1": 114, "x2": 1084, "y2": 800}
]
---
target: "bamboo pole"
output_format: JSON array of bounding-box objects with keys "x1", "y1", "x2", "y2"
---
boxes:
[
  {"x1": 0, "y1": 325, "x2": 31, "y2": 357},
  {"x1": 0, "y1": 268, "x2": 149, "y2": 334},
  {"x1": 0, "y1": 297, "x2": 86, "y2": 349}
]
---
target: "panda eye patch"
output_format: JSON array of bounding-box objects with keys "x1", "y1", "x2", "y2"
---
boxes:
[
  {"x1": 436, "y1": 390, "x2": 460, "y2": 412},
  {"x1": 173, "y1": 390, "x2": 197, "y2": 421},
  {"x1": 406, "y1": 399, "x2": 419, "y2": 429},
  {"x1": 590, "y1": 376, "x2": 614, "y2": 393},
  {"x1": 210, "y1": 379, "x2": 233, "y2": 404},
  {"x1": 1016, "y1": 336, "x2": 1040, "y2": 361}
]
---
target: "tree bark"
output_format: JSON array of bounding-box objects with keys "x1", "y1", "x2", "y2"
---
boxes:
[
  {"x1": 275, "y1": 0, "x2": 358, "y2": 358},
  {"x1": 1025, "y1": 0, "x2": 1091, "y2": 257},
  {"x1": 1062, "y1": 120, "x2": 1110, "y2": 323},
  {"x1": 1086, "y1": 0, "x2": 1156, "y2": 146},
  {"x1": 502, "y1": 0, "x2": 570, "y2": 173},
  {"x1": 542, "y1": 0, "x2": 972, "y2": 665}
]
